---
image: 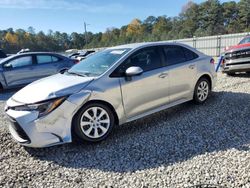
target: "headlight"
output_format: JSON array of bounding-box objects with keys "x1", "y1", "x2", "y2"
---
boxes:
[{"x1": 13, "y1": 97, "x2": 66, "y2": 117}]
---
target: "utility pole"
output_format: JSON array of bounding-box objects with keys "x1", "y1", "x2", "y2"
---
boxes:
[
  {"x1": 84, "y1": 20, "x2": 90, "y2": 48},
  {"x1": 84, "y1": 22, "x2": 87, "y2": 45}
]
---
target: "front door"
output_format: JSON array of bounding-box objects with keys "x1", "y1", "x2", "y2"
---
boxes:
[
  {"x1": 3, "y1": 55, "x2": 36, "y2": 87},
  {"x1": 117, "y1": 46, "x2": 170, "y2": 119}
]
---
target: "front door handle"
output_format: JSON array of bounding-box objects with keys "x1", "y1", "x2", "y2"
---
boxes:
[
  {"x1": 159, "y1": 72, "x2": 168, "y2": 78},
  {"x1": 189, "y1": 65, "x2": 195, "y2": 69}
]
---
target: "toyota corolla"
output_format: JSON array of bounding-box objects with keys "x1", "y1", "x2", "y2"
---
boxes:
[{"x1": 5, "y1": 42, "x2": 216, "y2": 148}]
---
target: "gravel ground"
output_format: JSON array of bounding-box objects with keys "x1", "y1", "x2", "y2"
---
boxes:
[{"x1": 0, "y1": 72, "x2": 249, "y2": 188}]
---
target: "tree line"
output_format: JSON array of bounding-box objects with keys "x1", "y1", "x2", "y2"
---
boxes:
[{"x1": 1, "y1": 0, "x2": 250, "y2": 54}]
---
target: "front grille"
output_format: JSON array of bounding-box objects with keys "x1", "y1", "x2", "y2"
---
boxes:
[
  {"x1": 225, "y1": 49, "x2": 250, "y2": 60},
  {"x1": 10, "y1": 120, "x2": 31, "y2": 143},
  {"x1": 225, "y1": 61, "x2": 250, "y2": 66}
]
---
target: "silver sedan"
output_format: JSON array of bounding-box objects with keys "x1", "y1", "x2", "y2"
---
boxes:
[{"x1": 5, "y1": 42, "x2": 216, "y2": 148}]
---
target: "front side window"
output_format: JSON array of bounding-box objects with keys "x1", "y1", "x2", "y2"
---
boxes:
[
  {"x1": 4, "y1": 56, "x2": 32, "y2": 68},
  {"x1": 112, "y1": 46, "x2": 163, "y2": 76},
  {"x1": 67, "y1": 48, "x2": 130, "y2": 77}
]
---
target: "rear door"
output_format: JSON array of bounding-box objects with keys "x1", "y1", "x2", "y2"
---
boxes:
[
  {"x1": 163, "y1": 45, "x2": 198, "y2": 103},
  {"x1": 3, "y1": 55, "x2": 37, "y2": 87},
  {"x1": 33, "y1": 54, "x2": 62, "y2": 79}
]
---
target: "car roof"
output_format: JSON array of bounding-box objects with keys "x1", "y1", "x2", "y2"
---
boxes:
[
  {"x1": 109, "y1": 41, "x2": 191, "y2": 50},
  {"x1": 108, "y1": 41, "x2": 205, "y2": 56},
  {"x1": 0, "y1": 52, "x2": 66, "y2": 64},
  {"x1": 17, "y1": 52, "x2": 63, "y2": 55}
]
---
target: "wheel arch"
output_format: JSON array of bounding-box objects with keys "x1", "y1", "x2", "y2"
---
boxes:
[
  {"x1": 71, "y1": 99, "x2": 119, "y2": 140},
  {"x1": 197, "y1": 74, "x2": 212, "y2": 90}
]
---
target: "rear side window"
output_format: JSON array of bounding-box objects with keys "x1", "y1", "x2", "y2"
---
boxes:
[
  {"x1": 163, "y1": 46, "x2": 186, "y2": 65},
  {"x1": 37, "y1": 55, "x2": 52, "y2": 64},
  {"x1": 163, "y1": 45, "x2": 198, "y2": 66},
  {"x1": 37, "y1": 55, "x2": 60, "y2": 64},
  {"x1": 182, "y1": 47, "x2": 199, "y2": 61}
]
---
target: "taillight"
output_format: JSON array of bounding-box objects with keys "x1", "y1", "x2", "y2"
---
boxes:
[
  {"x1": 210, "y1": 58, "x2": 215, "y2": 64},
  {"x1": 74, "y1": 59, "x2": 80, "y2": 64}
]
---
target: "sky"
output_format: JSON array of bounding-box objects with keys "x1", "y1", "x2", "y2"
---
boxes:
[{"x1": 0, "y1": 0, "x2": 239, "y2": 34}]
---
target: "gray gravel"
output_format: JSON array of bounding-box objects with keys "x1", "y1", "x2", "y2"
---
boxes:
[{"x1": 0, "y1": 73, "x2": 250, "y2": 188}]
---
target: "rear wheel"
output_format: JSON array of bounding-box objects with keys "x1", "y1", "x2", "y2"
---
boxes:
[
  {"x1": 193, "y1": 78, "x2": 210, "y2": 104},
  {"x1": 226, "y1": 72, "x2": 236, "y2": 76},
  {"x1": 73, "y1": 103, "x2": 115, "y2": 142}
]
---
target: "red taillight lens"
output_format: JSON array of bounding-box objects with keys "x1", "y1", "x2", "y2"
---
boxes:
[
  {"x1": 221, "y1": 59, "x2": 225, "y2": 65},
  {"x1": 74, "y1": 59, "x2": 80, "y2": 64},
  {"x1": 210, "y1": 58, "x2": 215, "y2": 64}
]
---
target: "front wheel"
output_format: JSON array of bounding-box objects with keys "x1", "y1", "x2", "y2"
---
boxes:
[
  {"x1": 193, "y1": 78, "x2": 210, "y2": 104},
  {"x1": 73, "y1": 103, "x2": 115, "y2": 142}
]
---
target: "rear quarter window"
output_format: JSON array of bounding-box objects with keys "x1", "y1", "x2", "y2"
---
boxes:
[
  {"x1": 52, "y1": 56, "x2": 60, "y2": 62},
  {"x1": 182, "y1": 47, "x2": 199, "y2": 61}
]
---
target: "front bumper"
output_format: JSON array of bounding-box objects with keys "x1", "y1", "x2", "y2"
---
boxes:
[
  {"x1": 5, "y1": 100, "x2": 78, "y2": 148},
  {"x1": 222, "y1": 53, "x2": 250, "y2": 73}
]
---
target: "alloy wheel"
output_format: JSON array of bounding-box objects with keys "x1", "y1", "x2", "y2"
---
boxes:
[
  {"x1": 197, "y1": 81, "x2": 209, "y2": 102},
  {"x1": 80, "y1": 107, "x2": 110, "y2": 139}
]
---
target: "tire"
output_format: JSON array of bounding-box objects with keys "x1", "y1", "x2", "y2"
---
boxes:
[
  {"x1": 0, "y1": 84, "x2": 3, "y2": 93},
  {"x1": 226, "y1": 72, "x2": 236, "y2": 76},
  {"x1": 193, "y1": 77, "x2": 210, "y2": 104},
  {"x1": 73, "y1": 102, "x2": 115, "y2": 142}
]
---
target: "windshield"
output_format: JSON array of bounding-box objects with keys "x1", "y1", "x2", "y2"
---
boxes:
[
  {"x1": 239, "y1": 36, "x2": 250, "y2": 44},
  {"x1": 67, "y1": 48, "x2": 131, "y2": 77}
]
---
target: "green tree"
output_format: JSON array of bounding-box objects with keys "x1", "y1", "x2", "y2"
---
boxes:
[
  {"x1": 195, "y1": 0, "x2": 225, "y2": 36},
  {"x1": 238, "y1": 0, "x2": 250, "y2": 31},
  {"x1": 222, "y1": 1, "x2": 240, "y2": 33}
]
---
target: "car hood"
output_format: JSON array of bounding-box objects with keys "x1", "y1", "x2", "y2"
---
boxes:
[
  {"x1": 226, "y1": 43, "x2": 250, "y2": 52},
  {"x1": 10, "y1": 73, "x2": 94, "y2": 104}
]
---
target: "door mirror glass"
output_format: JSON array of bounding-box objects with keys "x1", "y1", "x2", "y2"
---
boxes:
[{"x1": 125, "y1": 66, "x2": 143, "y2": 77}]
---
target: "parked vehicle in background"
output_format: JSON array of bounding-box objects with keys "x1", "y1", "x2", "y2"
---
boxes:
[
  {"x1": 222, "y1": 35, "x2": 250, "y2": 75},
  {"x1": 5, "y1": 42, "x2": 216, "y2": 148},
  {"x1": 76, "y1": 50, "x2": 96, "y2": 61},
  {"x1": 69, "y1": 50, "x2": 96, "y2": 61},
  {"x1": 0, "y1": 52, "x2": 77, "y2": 91},
  {"x1": 0, "y1": 49, "x2": 7, "y2": 60},
  {"x1": 17, "y1": 48, "x2": 30, "y2": 54}
]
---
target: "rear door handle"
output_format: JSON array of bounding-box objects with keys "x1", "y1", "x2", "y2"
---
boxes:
[
  {"x1": 159, "y1": 72, "x2": 168, "y2": 78},
  {"x1": 189, "y1": 65, "x2": 195, "y2": 69}
]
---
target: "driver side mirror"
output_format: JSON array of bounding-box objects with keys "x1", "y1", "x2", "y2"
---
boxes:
[{"x1": 125, "y1": 66, "x2": 143, "y2": 77}]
